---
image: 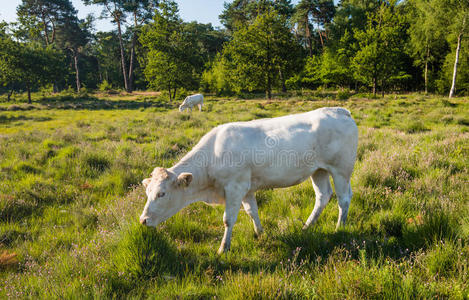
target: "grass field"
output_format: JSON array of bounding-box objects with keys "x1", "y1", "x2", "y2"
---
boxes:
[{"x1": 0, "y1": 91, "x2": 468, "y2": 298}]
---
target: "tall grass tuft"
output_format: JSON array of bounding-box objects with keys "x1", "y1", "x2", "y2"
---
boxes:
[{"x1": 113, "y1": 222, "x2": 179, "y2": 280}]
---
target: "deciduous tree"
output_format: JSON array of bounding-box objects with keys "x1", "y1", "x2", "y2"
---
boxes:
[
  {"x1": 353, "y1": 1, "x2": 408, "y2": 96},
  {"x1": 222, "y1": 10, "x2": 303, "y2": 98}
]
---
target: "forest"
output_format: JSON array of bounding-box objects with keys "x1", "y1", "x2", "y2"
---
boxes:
[{"x1": 1, "y1": 0, "x2": 468, "y2": 102}]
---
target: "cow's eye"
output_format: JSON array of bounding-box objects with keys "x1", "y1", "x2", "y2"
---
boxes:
[{"x1": 157, "y1": 192, "x2": 165, "y2": 198}]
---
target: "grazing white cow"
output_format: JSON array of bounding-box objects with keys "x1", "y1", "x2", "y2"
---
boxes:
[
  {"x1": 179, "y1": 94, "x2": 204, "y2": 112},
  {"x1": 140, "y1": 107, "x2": 358, "y2": 254}
]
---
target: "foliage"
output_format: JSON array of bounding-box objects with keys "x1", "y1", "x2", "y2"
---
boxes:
[
  {"x1": 140, "y1": 2, "x2": 196, "y2": 102},
  {"x1": 352, "y1": 1, "x2": 410, "y2": 96},
  {"x1": 1, "y1": 0, "x2": 468, "y2": 96},
  {"x1": 221, "y1": 9, "x2": 303, "y2": 98},
  {"x1": 201, "y1": 53, "x2": 234, "y2": 95},
  {"x1": 220, "y1": 0, "x2": 294, "y2": 33},
  {"x1": 0, "y1": 36, "x2": 65, "y2": 102}
]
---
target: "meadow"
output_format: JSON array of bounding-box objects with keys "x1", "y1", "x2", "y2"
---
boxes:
[{"x1": 0, "y1": 91, "x2": 468, "y2": 299}]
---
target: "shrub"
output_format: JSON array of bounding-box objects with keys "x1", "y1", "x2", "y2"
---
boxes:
[
  {"x1": 98, "y1": 80, "x2": 112, "y2": 91},
  {"x1": 337, "y1": 89, "x2": 351, "y2": 100}
]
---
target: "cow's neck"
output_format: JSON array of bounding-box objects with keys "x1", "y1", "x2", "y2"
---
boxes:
[{"x1": 170, "y1": 156, "x2": 211, "y2": 204}]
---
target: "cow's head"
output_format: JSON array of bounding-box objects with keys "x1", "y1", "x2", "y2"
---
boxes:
[
  {"x1": 178, "y1": 104, "x2": 185, "y2": 112},
  {"x1": 139, "y1": 167, "x2": 193, "y2": 227}
]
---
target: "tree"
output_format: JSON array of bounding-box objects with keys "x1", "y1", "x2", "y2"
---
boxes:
[
  {"x1": 352, "y1": 1, "x2": 409, "y2": 96},
  {"x1": 293, "y1": 0, "x2": 335, "y2": 56},
  {"x1": 123, "y1": 0, "x2": 159, "y2": 92},
  {"x1": 90, "y1": 31, "x2": 123, "y2": 88},
  {"x1": 408, "y1": 0, "x2": 448, "y2": 94},
  {"x1": 222, "y1": 10, "x2": 303, "y2": 98},
  {"x1": 0, "y1": 37, "x2": 64, "y2": 103},
  {"x1": 56, "y1": 15, "x2": 92, "y2": 92},
  {"x1": 441, "y1": 0, "x2": 469, "y2": 98},
  {"x1": 220, "y1": 0, "x2": 294, "y2": 33},
  {"x1": 140, "y1": 1, "x2": 194, "y2": 101},
  {"x1": 84, "y1": 0, "x2": 131, "y2": 92},
  {"x1": 16, "y1": 0, "x2": 76, "y2": 46}
]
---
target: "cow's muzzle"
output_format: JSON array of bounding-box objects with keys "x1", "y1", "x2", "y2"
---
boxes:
[{"x1": 139, "y1": 217, "x2": 148, "y2": 226}]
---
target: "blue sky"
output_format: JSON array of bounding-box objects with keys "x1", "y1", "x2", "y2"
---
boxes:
[{"x1": 0, "y1": 0, "x2": 303, "y2": 31}]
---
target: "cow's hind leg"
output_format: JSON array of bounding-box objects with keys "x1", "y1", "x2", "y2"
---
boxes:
[
  {"x1": 303, "y1": 169, "x2": 333, "y2": 229},
  {"x1": 198, "y1": 103, "x2": 202, "y2": 111},
  {"x1": 331, "y1": 172, "x2": 353, "y2": 230},
  {"x1": 242, "y1": 192, "x2": 263, "y2": 236}
]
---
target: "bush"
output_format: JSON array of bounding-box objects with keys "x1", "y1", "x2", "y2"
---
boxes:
[
  {"x1": 98, "y1": 80, "x2": 112, "y2": 91},
  {"x1": 337, "y1": 89, "x2": 351, "y2": 100}
]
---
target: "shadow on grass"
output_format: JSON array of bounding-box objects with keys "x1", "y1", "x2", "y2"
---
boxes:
[
  {"x1": 6, "y1": 96, "x2": 176, "y2": 111},
  {"x1": 105, "y1": 210, "x2": 462, "y2": 298},
  {"x1": 278, "y1": 214, "x2": 461, "y2": 265},
  {"x1": 0, "y1": 115, "x2": 52, "y2": 124}
]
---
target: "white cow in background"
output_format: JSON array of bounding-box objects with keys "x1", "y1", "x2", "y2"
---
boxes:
[
  {"x1": 179, "y1": 94, "x2": 204, "y2": 112},
  {"x1": 140, "y1": 107, "x2": 358, "y2": 254}
]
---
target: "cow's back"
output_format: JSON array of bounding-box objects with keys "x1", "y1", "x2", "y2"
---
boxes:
[{"x1": 206, "y1": 107, "x2": 357, "y2": 189}]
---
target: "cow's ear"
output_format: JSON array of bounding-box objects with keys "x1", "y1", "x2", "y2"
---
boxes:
[
  {"x1": 175, "y1": 172, "x2": 192, "y2": 188},
  {"x1": 142, "y1": 178, "x2": 151, "y2": 188}
]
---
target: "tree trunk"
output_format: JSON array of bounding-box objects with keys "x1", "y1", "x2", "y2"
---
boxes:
[
  {"x1": 27, "y1": 85, "x2": 31, "y2": 104},
  {"x1": 279, "y1": 69, "x2": 287, "y2": 93},
  {"x1": 305, "y1": 16, "x2": 313, "y2": 57},
  {"x1": 372, "y1": 77, "x2": 376, "y2": 97},
  {"x1": 168, "y1": 82, "x2": 172, "y2": 102},
  {"x1": 97, "y1": 61, "x2": 103, "y2": 83},
  {"x1": 266, "y1": 74, "x2": 272, "y2": 99},
  {"x1": 449, "y1": 32, "x2": 462, "y2": 98},
  {"x1": 50, "y1": 19, "x2": 56, "y2": 44},
  {"x1": 424, "y1": 46, "x2": 429, "y2": 94},
  {"x1": 317, "y1": 21, "x2": 324, "y2": 47},
  {"x1": 73, "y1": 51, "x2": 81, "y2": 92},
  {"x1": 128, "y1": 12, "x2": 138, "y2": 93},
  {"x1": 41, "y1": 12, "x2": 50, "y2": 46},
  {"x1": 7, "y1": 89, "x2": 13, "y2": 101},
  {"x1": 128, "y1": 38, "x2": 136, "y2": 92},
  {"x1": 172, "y1": 88, "x2": 177, "y2": 101},
  {"x1": 116, "y1": 19, "x2": 129, "y2": 92}
]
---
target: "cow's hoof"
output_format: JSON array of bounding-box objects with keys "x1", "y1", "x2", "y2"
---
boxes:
[
  {"x1": 217, "y1": 242, "x2": 230, "y2": 254},
  {"x1": 254, "y1": 228, "x2": 264, "y2": 238}
]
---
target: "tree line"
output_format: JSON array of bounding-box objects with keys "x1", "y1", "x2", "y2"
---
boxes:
[{"x1": 0, "y1": 0, "x2": 468, "y2": 102}]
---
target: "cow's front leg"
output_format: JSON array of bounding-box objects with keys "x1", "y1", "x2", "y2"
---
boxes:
[
  {"x1": 218, "y1": 182, "x2": 249, "y2": 254},
  {"x1": 242, "y1": 193, "x2": 263, "y2": 237}
]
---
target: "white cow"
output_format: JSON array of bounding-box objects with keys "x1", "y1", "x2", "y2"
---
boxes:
[
  {"x1": 179, "y1": 94, "x2": 204, "y2": 112},
  {"x1": 140, "y1": 107, "x2": 358, "y2": 254}
]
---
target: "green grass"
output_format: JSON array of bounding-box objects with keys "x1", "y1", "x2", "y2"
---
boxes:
[{"x1": 0, "y1": 91, "x2": 468, "y2": 298}]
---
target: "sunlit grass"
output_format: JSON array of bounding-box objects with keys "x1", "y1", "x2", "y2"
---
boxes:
[{"x1": 0, "y1": 91, "x2": 468, "y2": 298}]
